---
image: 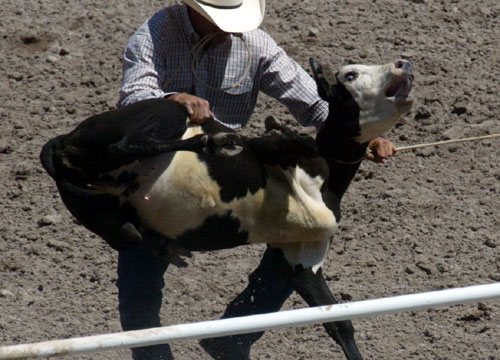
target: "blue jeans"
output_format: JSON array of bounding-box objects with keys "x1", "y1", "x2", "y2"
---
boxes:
[{"x1": 117, "y1": 247, "x2": 293, "y2": 360}]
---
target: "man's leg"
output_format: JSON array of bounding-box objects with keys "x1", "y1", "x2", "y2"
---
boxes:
[
  {"x1": 200, "y1": 247, "x2": 294, "y2": 359},
  {"x1": 117, "y1": 246, "x2": 172, "y2": 360}
]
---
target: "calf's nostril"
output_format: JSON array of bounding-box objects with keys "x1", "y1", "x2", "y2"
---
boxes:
[
  {"x1": 395, "y1": 60, "x2": 405, "y2": 69},
  {"x1": 394, "y1": 60, "x2": 413, "y2": 74}
]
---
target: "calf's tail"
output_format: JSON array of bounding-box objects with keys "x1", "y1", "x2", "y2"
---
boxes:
[
  {"x1": 40, "y1": 134, "x2": 105, "y2": 201},
  {"x1": 40, "y1": 134, "x2": 67, "y2": 180}
]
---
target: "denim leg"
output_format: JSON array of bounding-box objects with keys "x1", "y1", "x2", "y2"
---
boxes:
[
  {"x1": 117, "y1": 247, "x2": 173, "y2": 360},
  {"x1": 200, "y1": 248, "x2": 294, "y2": 359}
]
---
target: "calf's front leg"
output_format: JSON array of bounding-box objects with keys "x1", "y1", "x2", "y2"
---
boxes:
[
  {"x1": 247, "y1": 117, "x2": 318, "y2": 168},
  {"x1": 268, "y1": 240, "x2": 364, "y2": 360}
]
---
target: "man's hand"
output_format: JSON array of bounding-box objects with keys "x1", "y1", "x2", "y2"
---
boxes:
[
  {"x1": 366, "y1": 138, "x2": 397, "y2": 164},
  {"x1": 167, "y1": 93, "x2": 211, "y2": 124}
]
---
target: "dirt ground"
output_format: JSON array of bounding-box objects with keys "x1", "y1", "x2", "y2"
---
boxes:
[{"x1": 1, "y1": 0, "x2": 499, "y2": 359}]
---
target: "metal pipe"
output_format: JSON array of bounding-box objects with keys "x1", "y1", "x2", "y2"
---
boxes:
[{"x1": 1, "y1": 282, "x2": 499, "y2": 359}]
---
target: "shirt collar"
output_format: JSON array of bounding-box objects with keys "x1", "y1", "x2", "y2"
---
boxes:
[{"x1": 179, "y1": 3, "x2": 240, "y2": 47}]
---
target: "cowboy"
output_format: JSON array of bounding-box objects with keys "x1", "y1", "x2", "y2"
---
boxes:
[{"x1": 116, "y1": 1, "x2": 397, "y2": 359}]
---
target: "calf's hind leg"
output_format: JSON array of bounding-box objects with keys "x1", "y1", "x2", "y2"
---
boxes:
[
  {"x1": 269, "y1": 241, "x2": 364, "y2": 360},
  {"x1": 55, "y1": 178, "x2": 191, "y2": 267},
  {"x1": 107, "y1": 131, "x2": 243, "y2": 159}
]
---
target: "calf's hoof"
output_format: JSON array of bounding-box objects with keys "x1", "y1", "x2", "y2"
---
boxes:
[
  {"x1": 139, "y1": 230, "x2": 193, "y2": 268},
  {"x1": 264, "y1": 115, "x2": 281, "y2": 131},
  {"x1": 158, "y1": 241, "x2": 193, "y2": 268},
  {"x1": 262, "y1": 129, "x2": 281, "y2": 142}
]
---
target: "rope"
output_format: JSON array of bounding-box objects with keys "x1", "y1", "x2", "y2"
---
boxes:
[
  {"x1": 365, "y1": 132, "x2": 500, "y2": 158},
  {"x1": 164, "y1": 32, "x2": 252, "y2": 92},
  {"x1": 191, "y1": 33, "x2": 252, "y2": 91},
  {"x1": 330, "y1": 157, "x2": 364, "y2": 165},
  {"x1": 394, "y1": 133, "x2": 500, "y2": 151}
]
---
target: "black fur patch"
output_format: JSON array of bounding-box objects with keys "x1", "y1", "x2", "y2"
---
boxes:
[
  {"x1": 116, "y1": 170, "x2": 140, "y2": 196},
  {"x1": 198, "y1": 120, "x2": 267, "y2": 203},
  {"x1": 176, "y1": 211, "x2": 249, "y2": 251},
  {"x1": 54, "y1": 98, "x2": 190, "y2": 182},
  {"x1": 55, "y1": 179, "x2": 142, "y2": 251},
  {"x1": 316, "y1": 81, "x2": 363, "y2": 162}
]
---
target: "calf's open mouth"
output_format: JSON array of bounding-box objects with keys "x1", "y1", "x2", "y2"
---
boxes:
[{"x1": 385, "y1": 74, "x2": 414, "y2": 100}]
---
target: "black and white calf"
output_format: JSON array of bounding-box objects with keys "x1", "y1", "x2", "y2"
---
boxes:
[{"x1": 41, "y1": 59, "x2": 414, "y2": 360}]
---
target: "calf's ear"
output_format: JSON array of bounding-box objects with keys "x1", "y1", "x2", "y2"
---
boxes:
[{"x1": 309, "y1": 58, "x2": 337, "y2": 101}]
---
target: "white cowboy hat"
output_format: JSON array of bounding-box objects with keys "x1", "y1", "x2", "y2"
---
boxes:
[{"x1": 182, "y1": 0, "x2": 265, "y2": 33}]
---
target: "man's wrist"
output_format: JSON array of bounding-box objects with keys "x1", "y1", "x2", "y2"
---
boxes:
[{"x1": 165, "y1": 92, "x2": 179, "y2": 100}]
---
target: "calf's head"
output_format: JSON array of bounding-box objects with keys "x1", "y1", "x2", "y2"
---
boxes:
[{"x1": 311, "y1": 59, "x2": 414, "y2": 146}]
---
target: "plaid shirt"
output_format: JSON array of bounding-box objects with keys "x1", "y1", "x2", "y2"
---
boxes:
[{"x1": 118, "y1": 4, "x2": 328, "y2": 129}]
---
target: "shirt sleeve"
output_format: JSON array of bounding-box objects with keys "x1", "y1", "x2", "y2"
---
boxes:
[
  {"x1": 117, "y1": 24, "x2": 171, "y2": 108},
  {"x1": 259, "y1": 34, "x2": 328, "y2": 129}
]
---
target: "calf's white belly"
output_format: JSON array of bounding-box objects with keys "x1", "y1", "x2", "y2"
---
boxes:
[{"x1": 126, "y1": 151, "x2": 337, "y2": 244}]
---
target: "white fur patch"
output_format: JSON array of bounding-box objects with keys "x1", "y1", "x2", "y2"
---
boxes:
[
  {"x1": 271, "y1": 238, "x2": 331, "y2": 273},
  {"x1": 117, "y1": 127, "x2": 337, "y2": 245}
]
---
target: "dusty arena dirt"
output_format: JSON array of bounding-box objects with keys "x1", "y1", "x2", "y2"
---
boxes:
[{"x1": 1, "y1": 1, "x2": 499, "y2": 359}]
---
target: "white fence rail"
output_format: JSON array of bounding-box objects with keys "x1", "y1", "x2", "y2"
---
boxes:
[{"x1": 1, "y1": 282, "x2": 499, "y2": 359}]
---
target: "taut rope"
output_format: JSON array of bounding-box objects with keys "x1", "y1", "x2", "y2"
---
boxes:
[
  {"x1": 394, "y1": 133, "x2": 500, "y2": 152},
  {"x1": 365, "y1": 133, "x2": 500, "y2": 159}
]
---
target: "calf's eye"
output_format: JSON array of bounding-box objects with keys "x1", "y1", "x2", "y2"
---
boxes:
[{"x1": 344, "y1": 72, "x2": 357, "y2": 82}]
